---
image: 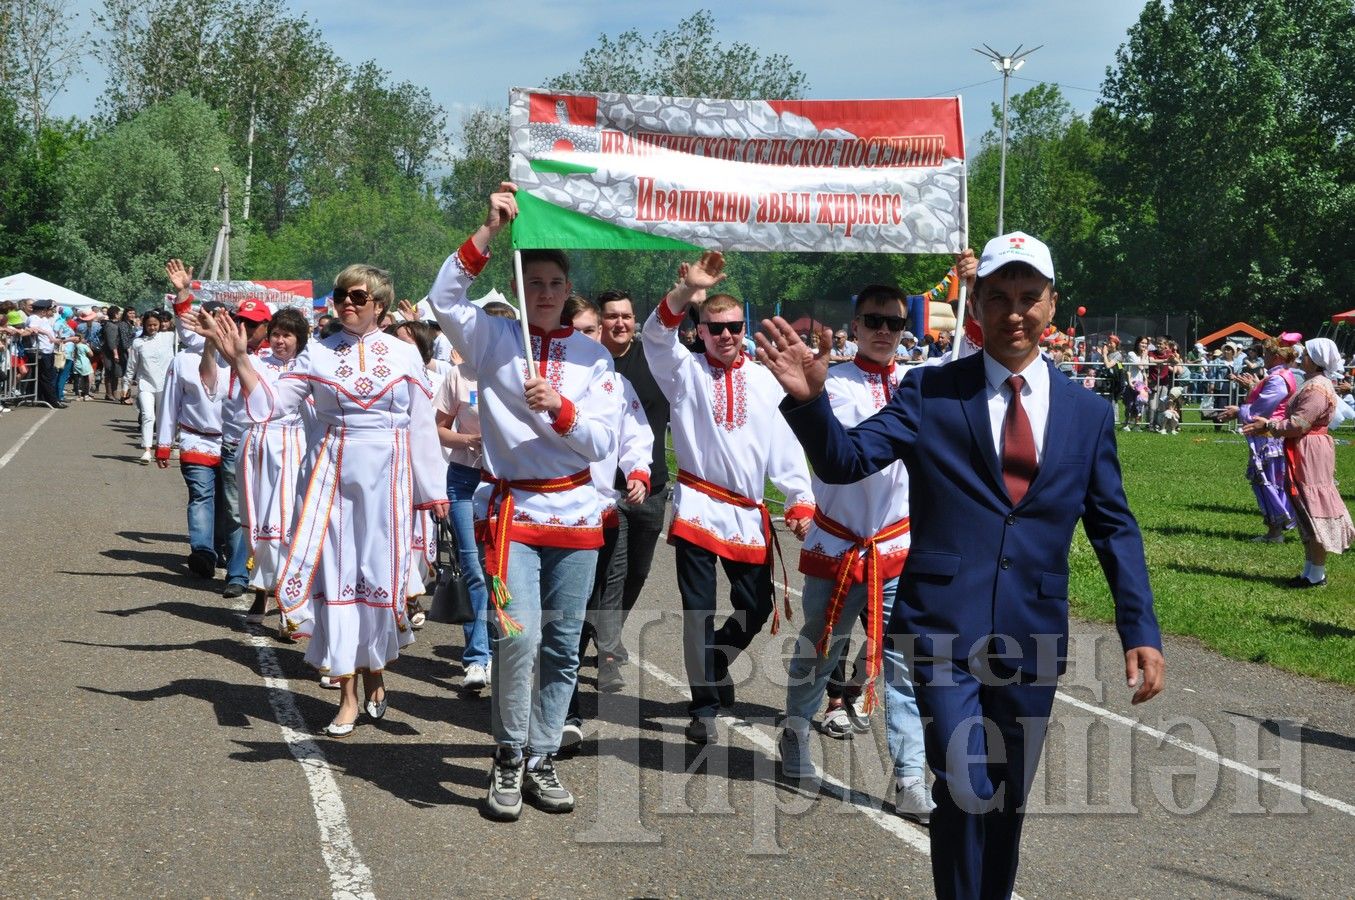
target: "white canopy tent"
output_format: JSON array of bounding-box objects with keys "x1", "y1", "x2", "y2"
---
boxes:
[{"x1": 0, "y1": 272, "x2": 108, "y2": 308}]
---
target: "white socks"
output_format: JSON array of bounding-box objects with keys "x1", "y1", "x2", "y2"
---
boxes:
[{"x1": 1301, "y1": 562, "x2": 1326, "y2": 583}]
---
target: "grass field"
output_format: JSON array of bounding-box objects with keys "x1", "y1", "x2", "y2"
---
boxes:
[
  {"x1": 1070, "y1": 428, "x2": 1355, "y2": 686},
  {"x1": 667, "y1": 427, "x2": 1355, "y2": 686}
]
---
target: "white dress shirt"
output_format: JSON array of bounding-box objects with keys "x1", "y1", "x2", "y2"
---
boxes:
[{"x1": 983, "y1": 351, "x2": 1050, "y2": 466}]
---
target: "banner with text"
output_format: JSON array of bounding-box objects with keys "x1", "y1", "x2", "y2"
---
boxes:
[
  {"x1": 508, "y1": 88, "x2": 965, "y2": 254},
  {"x1": 188, "y1": 279, "x2": 315, "y2": 320}
]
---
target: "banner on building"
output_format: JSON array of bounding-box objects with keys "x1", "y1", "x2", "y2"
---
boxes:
[{"x1": 508, "y1": 88, "x2": 965, "y2": 254}]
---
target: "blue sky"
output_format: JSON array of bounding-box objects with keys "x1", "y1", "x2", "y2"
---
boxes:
[{"x1": 53, "y1": 0, "x2": 1149, "y2": 151}]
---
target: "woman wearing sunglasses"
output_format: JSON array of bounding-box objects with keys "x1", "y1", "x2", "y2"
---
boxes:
[{"x1": 195, "y1": 266, "x2": 448, "y2": 738}]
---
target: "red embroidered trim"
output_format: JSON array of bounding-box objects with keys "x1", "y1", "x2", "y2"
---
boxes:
[
  {"x1": 657, "y1": 297, "x2": 685, "y2": 328},
  {"x1": 457, "y1": 237, "x2": 489, "y2": 276},
  {"x1": 550, "y1": 396, "x2": 577, "y2": 435}
]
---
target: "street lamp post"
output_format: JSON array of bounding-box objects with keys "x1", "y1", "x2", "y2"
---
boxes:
[
  {"x1": 973, "y1": 44, "x2": 1041, "y2": 236},
  {"x1": 202, "y1": 166, "x2": 232, "y2": 281}
]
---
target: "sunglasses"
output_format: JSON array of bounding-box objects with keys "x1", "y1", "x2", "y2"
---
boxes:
[
  {"x1": 334, "y1": 287, "x2": 375, "y2": 307},
  {"x1": 858, "y1": 313, "x2": 907, "y2": 332},
  {"x1": 702, "y1": 320, "x2": 745, "y2": 336}
]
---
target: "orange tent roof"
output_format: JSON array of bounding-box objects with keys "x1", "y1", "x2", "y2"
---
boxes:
[{"x1": 1198, "y1": 322, "x2": 1271, "y2": 346}]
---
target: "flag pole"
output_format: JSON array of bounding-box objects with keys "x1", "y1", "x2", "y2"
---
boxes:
[
  {"x1": 953, "y1": 97, "x2": 971, "y2": 351},
  {"x1": 512, "y1": 249, "x2": 535, "y2": 370}
]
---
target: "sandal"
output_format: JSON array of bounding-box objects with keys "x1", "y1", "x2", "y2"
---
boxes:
[{"x1": 408, "y1": 598, "x2": 426, "y2": 630}]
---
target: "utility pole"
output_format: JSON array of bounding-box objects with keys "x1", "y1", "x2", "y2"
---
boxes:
[
  {"x1": 973, "y1": 44, "x2": 1041, "y2": 235},
  {"x1": 201, "y1": 166, "x2": 232, "y2": 281}
]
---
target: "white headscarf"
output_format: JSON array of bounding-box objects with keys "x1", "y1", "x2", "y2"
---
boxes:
[{"x1": 1303, "y1": 338, "x2": 1345, "y2": 379}]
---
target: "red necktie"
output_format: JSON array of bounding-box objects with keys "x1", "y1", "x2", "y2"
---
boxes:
[{"x1": 1002, "y1": 374, "x2": 1038, "y2": 504}]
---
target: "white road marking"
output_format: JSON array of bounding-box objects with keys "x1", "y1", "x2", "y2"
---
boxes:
[
  {"x1": 782, "y1": 582, "x2": 1355, "y2": 818},
  {"x1": 233, "y1": 603, "x2": 377, "y2": 900},
  {"x1": 0, "y1": 410, "x2": 55, "y2": 469},
  {"x1": 1056, "y1": 692, "x2": 1355, "y2": 818}
]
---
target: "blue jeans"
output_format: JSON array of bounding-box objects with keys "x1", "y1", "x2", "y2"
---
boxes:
[
  {"x1": 217, "y1": 441, "x2": 249, "y2": 585},
  {"x1": 180, "y1": 463, "x2": 218, "y2": 556},
  {"x1": 447, "y1": 462, "x2": 491, "y2": 667},
  {"x1": 785, "y1": 574, "x2": 927, "y2": 778},
  {"x1": 55, "y1": 356, "x2": 74, "y2": 400},
  {"x1": 489, "y1": 542, "x2": 596, "y2": 755}
]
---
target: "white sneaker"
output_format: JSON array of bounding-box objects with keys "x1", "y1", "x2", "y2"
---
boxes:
[
  {"x1": 560, "y1": 721, "x2": 583, "y2": 752},
  {"x1": 778, "y1": 726, "x2": 819, "y2": 781},
  {"x1": 139, "y1": 448, "x2": 152, "y2": 464},
  {"x1": 463, "y1": 662, "x2": 489, "y2": 691},
  {"x1": 895, "y1": 777, "x2": 937, "y2": 824}
]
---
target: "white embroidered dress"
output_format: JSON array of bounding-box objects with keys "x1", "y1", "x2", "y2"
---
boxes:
[
  {"x1": 246, "y1": 328, "x2": 446, "y2": 677},
  {"x1": 641, "y1": 299, "x2": 814, "y2": 563},
  {"x1": 240, "y1": 351, "x2": 308, "y2": 594}
]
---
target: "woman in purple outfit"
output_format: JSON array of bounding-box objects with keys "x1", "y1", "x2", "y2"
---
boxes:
[{"x1": 1218, "y1": 338, "x2": 1298, "y2": 542}]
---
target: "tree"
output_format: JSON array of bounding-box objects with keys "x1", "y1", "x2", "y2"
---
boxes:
[
  {"x1": 0, "y1": 91, "x2": 87, "y2": 279},
  {"x1": 94, "y1": 0, "x2": 448, "y2": 233},
  {"x1": 57, "y1": 93, "x2": 243, "y2": 304},
  {"x1": 247, "y1": 176, "x2": 454, "y2": 302},
  {"x1": 0, "y1": 0, "x2": 86, "y2": 136},
  {"x1": 1095, "y1": 0, "x2": 1355, "y2": 332}
]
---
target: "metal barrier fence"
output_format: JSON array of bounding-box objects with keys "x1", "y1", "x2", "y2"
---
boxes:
[{"x1": 0, "y1": 342, "x2": 40, "y2": 407}]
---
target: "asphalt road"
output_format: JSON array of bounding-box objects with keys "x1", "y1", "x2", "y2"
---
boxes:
[{"x1": 1, "y1": 400, "x2": 1352, "y2": 899}]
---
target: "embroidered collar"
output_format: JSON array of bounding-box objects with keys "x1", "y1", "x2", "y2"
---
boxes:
[
  {"x1": 341, "y1": 326, "x2": 381, "y2": 340},
  {"x1": 529, "y1": 325, "x2": 575, "y2": 340},
  {"x1": 704, "y1": 351, "x2": 746, "y2": 370},
  {"x1": 853, "y1": 356, "x2": 896, "y2": 377}
]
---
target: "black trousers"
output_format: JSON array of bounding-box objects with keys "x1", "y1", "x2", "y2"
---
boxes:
[
  {"x1": 36, "y1": 352, "x2": 58, "y2": 405},
  {"x1": 596, "y1": 485, "x2": 668, "y2": 661},
  {"x1": 674, "y1": 537, "x2": 771, "y2": 718}
]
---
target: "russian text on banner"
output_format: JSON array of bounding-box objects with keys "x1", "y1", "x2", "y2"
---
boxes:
[{"x1": 508, "y1": 88, "x2": 965, "y2": 254}]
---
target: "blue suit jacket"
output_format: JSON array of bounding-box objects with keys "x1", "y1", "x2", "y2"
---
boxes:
[{"x1": 782, "y1": 353, "x2": 1162, "y2": 681}]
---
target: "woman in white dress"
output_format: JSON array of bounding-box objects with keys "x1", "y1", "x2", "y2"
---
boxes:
[
  {"x1": 240, "y1": 308, "x2": 311, "y2": 626},
  {"x1": 196, "y1": 265, "x2": 448, "y2": 738}
]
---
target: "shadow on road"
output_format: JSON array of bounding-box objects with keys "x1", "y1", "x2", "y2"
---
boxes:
[
  {"x1": 1150, "y1": 864, "x2": 1298, "y2": 899},
  {"x1": 1224, "y1": 710, "x2": 1355, "y2": 754}
]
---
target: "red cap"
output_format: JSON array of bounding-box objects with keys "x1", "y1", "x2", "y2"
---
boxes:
[{"x1": 235, "y1": 298, "x2": 273, "y2": 322}]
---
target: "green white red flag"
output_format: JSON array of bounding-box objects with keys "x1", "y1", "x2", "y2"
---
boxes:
[{"x1": 508, "y1": 88, "x2": 966, "y2": 254}]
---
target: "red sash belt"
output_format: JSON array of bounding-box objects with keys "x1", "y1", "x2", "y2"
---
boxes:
[
  {"x1": 812, "y1": 509, "x2": 910, "y2": 713},
  {"x1": 677, "y1": 468, "x2": 794, "y2": 635},
  {"x1": 481, "y1": 468, "x2": 593, "y2": 637}
]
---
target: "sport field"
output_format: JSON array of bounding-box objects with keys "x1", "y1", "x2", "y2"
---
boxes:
[
  {"x1": 1070, "y1": 429, "x2": 1355, "y2": 686},
  {"x1": 671, "y1": 427, "x2": 1355, "y2": 686}
]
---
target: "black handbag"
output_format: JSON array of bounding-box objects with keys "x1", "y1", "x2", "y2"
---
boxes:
[{"x1": 426, "y1": 516, "x2": 475, "y2": 624}]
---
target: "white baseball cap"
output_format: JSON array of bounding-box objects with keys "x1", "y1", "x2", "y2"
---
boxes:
[{"x1": 977, "y1": 232, "x2": 1055, "y2": 284}]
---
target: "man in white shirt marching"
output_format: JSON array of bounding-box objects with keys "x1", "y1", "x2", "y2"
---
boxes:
[
  {"x1": 778, "y1": 283, "x2": 933, "y2": 822},
  {"x1": 427, "y1": 183, "x2": 621, "y2": 822},
  {"x1": 641, "y1": 251, "x2": 814, "y2": 745}
]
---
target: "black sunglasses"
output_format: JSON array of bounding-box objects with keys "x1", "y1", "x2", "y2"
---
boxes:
[
  {"x1": 858, "y1": 313, "x2": 907, "y2": 332},
  {"x1": 334, "y1": 287, "x2": 375, "y2": 307},
  {"x1": 702, "y1": 320, "x2": 745, "y2": 336}
]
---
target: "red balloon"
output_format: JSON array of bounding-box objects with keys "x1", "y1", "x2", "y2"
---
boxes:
[{"x1": 1076, "y1": 306, "x2": 1087, "y2": 317}]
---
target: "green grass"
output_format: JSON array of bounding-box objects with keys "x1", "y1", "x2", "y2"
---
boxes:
[
  {"x1": 669, "y1": 429, "x2": 1355, "y2": 685},
  {"x1": 1070, "y1": 430, "x2": 1355, "y2": 685}
]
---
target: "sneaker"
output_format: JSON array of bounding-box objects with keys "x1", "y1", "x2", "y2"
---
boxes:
[
  {"x1": 222, "y1": 582, "x2": 247, "y2": 600},
  {"x1": 319, "y1": 675, "x2": 341, "y2": 690},
  {"x1": 523, "y1": 754, "x2": 575, "y2": 813},
  {"x1": 846, "y1": 697, "x2": 872, "y2": 734},
  {"x1": 818, "y1": 704, "x2": 853, "y2": 740},
  {"x1": 895, "y1": 777, "x2": 937, "y2": 824},
  {"x1": 1285, "y1": 574, "x2": 1326, "y2": 589},
  {"x1": 463, "y1": 663, "x2": 489, "y2": 691},
  {"x1": 486, "y1": 748, "x2": 525, "y2": 821},
  {"x1": 778, "y1": 726, "x2": 818, "y2": 781},
  {"x1": 139, "y1": 448, "x2": 152, "y2": 464},
  {"x1": 559, "y1": 720, "x2": 584, "y2": 753},
  {"x1": 685, "y1": 716, "x2": 717, "y2": 745},
  {"x1": 597, "y1": 659, "x2": 626, "y2": 693}
]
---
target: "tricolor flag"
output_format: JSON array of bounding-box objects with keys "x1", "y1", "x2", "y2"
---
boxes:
[{"x1": 508, "y1": 88, "x2": 966, "y2": 254}]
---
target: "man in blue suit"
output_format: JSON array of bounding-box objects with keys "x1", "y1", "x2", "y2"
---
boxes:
[{"x1": 755, "y1": 232, "x2": 1166, "y2": 900}]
